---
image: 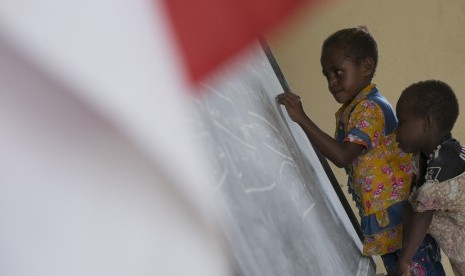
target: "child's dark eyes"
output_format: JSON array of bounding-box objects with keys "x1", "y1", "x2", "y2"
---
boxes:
[{"x1": 322, "y1": 69, "x2": 343, "y2": 79}]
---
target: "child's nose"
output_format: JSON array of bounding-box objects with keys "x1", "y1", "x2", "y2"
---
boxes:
[{"x1": 328, "y1": 75, "x2": 338, "y2": 88}]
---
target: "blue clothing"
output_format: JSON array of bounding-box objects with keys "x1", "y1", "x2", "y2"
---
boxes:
[{"x1": 381, "y1": 234, "x2": 445, "y2": 275}]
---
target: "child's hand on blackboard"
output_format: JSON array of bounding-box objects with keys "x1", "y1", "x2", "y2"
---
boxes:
[{"x1": 276, "y1": 91, "x2": 308, "y2": 124}]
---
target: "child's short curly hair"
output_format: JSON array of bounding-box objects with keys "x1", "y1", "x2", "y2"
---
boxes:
[
  {"x1": 322, "y1": 26, "x2": 378, "y2": 77},
  {"x1": 398, "y1": 80, "x2": 459, "y2": 132}
]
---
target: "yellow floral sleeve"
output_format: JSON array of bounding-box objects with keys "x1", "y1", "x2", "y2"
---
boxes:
[{"x1": 344, "y1": 100, "x2": 384, "y2": 150}]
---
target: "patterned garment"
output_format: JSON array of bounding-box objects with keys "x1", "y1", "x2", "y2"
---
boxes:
[
  {"x1": 409, "y1": 135, "x2": 465, "y2": 276},
  {"x1": 381, "y1": 236, "x2": 444, "y2": 276},
  {"x1": 335, "y1": 84, "x2": 413, "y2": 255}
]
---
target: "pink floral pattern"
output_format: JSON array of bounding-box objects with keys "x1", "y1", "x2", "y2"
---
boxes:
[
  {"x1": 335, "y1": 84, "x2": 413, "y2": 255},
  {"x1": 410, "y1": 172, "x2": 465, "y2": 275}
]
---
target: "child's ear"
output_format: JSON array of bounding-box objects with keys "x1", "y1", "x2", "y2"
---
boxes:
[
  {"x1": 361, "y1": 58, "x2": 375, "y2": 77},
  {"x1": 424, "y1": 115, "x2": 434, "y2": 131}
]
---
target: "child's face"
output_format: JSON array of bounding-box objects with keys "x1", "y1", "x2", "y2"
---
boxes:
[
  {"x1": 321, "y1": 47, "x2": 370, "y2": 104},
  {"x1": 395, "y1": 101, "x2": 428, "y2": 153}
]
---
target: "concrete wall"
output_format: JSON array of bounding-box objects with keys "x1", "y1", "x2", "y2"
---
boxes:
[{"x1": 269, "y1": 0, "x2": 465, "y2": 274}]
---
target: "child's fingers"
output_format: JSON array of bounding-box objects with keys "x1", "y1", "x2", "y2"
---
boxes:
[
  {"x1": 275, "y1": 92, "x2": 301, "y2": 105},
  {"x1": 275, "y1": 93, "x2": 288, "y2": 105}
]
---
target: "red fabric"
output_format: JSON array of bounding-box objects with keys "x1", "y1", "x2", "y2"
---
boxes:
[{"x1": 162, "y1": 0, "x2": 313, "y2": 83}]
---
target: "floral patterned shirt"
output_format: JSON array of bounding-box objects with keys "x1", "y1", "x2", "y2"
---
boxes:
[
  {"x1": 335, "y1": 84, "x2": 413, "y2": 255},
  {"x1": 409, "y1": 135, "x2": 465, "y2": 275}
]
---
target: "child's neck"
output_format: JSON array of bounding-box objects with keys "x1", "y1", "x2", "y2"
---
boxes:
[{"x1": 421, "y1": 131, "x2": 451, "y2": 157}]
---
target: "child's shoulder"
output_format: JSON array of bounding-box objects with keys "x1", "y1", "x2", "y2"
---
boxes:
[
  {"x1": 431, "y1": 138, "x2": 465, "y2": 163},
  {"x1": 427, "y1": 137, "x2": 465, "y2": 183},
  {"x1": 353, "y1": 97, "x2": 397, "y2": 135},
  {"x1": 349, "y1": 100, "x2": 384, "y2": 123}
]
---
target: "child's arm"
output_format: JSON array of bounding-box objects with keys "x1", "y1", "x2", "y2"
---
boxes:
[
  {"x1": 401, "y1": 201, "x2": 412, "y2": 253},
  {"x1": 397, "y1": 205, "x2": 434, "y2": 276},
  {"x1": 276, "y1": 91, "x2": 363, "y2": 167},
  {"x1": 401, "y1": 174, "x2": 417, "y2": 250}
]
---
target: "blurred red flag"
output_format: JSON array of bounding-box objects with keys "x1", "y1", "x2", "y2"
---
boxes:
[{"x1": 162, "y1": 0, "x2": 314, "y2": 83}]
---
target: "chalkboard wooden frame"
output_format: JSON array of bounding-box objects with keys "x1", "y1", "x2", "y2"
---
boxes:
[{"x1": 259, "y1": 39, "x2": 363, "y2": 242}]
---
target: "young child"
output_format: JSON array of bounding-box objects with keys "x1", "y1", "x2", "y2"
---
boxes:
[
  {"x1": 276, "y1": 27, "x2": 445, "y2": 275},
  {"x1": 395, "y1": 80, "x2": 465, "y2": 276}
]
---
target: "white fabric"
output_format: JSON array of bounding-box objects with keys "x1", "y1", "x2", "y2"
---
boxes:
[{"x1": 0, "y1": 1, "x2": 229, "y2": 275}]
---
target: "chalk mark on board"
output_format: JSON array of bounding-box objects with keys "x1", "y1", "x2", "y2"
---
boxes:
[
  {"x1": 213, "y1": 168, "x2": 228, "y2": 191},
  {"x1": 244, "y1": 182, "x2": 276, "y2": 193},
  {"x1": 264, "y1": 143, "x2": 293, "y2": 161},
  {"x1": 247, "y1": 111, "x2": 279, "y2": 133},
  {"x1": 302, "y1": 202, "x2": 316, "y2": 222},
  {"x1": 212, "y1": 89, "x2": 233, "y2": 104},
  {"x1": 200, "y1": 83, "x2": 235, "y2": 106},
  {"x1": 214, "y1": 120, "x2": 257, "y2": 150},
  {"x1": 279, "y1": 160, "x2": 297, "y2": 176}
]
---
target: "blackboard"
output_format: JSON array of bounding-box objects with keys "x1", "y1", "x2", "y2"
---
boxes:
[{"x1": 191, "y1": 41, "x2": 375, "y2": 276}]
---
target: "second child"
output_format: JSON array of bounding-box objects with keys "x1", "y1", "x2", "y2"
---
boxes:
[{"x1": 395, "y1": 80, "x2": 465, "y2": 276}]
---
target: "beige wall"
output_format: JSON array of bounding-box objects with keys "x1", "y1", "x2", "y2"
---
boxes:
[{"x1": 269, "y1": 0, "x2": 465, "y2": 274}]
